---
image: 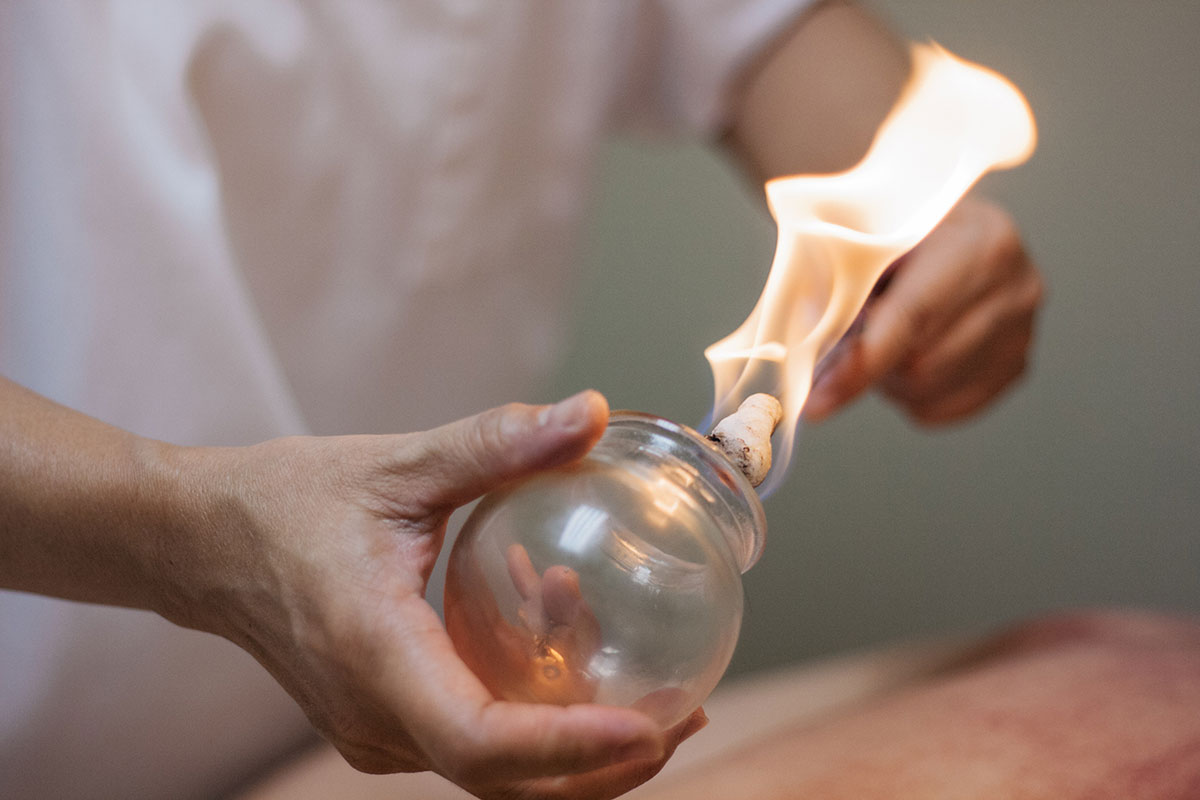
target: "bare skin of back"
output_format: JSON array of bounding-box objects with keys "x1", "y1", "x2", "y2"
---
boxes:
[{"x1": 242, "y1": 609, "x2": 1200, "y2": 800}]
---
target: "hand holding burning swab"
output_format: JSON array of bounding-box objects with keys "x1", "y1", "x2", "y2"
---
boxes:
[
  {"x1": 804, "y1": 197, "x2": 1042, "y2": 424},
  {"x1": 705, "y1": 43, "x2": 1037, "y2": 494}
]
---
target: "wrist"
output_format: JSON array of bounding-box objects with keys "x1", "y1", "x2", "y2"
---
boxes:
[
  {"x1": 113, "y1": 436, "x2": 215, "y2": 624},
  {"x1": 149, "y1": 438, "x2": 331, "y2": 654},
  {"x1": 143, "y1": 441, "x2": 259, "y2": 636},
  {"x1": 0, "y1": 379, "x2": 275, "y2": 641}
]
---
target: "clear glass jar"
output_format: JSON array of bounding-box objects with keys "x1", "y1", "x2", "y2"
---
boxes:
[{"x1": 444, "y1": 411, "x2": 766, "y2": 729}]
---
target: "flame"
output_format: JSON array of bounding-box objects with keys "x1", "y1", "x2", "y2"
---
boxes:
[{"x1": 705, "y1": 43, "x2": 1036, "y2": 495}]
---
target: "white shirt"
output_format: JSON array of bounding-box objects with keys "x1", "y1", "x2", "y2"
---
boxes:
[{"x1": 0, "y1": 1, "x2": 811, "y2": 796}]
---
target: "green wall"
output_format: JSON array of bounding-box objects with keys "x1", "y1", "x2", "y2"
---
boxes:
[{"x1": 548, "y1": 1, "x2": 1200, "y2": 677}]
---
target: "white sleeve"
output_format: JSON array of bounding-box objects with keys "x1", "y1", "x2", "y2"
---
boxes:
[{"x1": 610, "y1": 0, "x2": 819, "y2": 136}]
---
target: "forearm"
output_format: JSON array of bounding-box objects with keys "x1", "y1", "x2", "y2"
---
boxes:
[
  {"x1": 0, "y1": 382, "x2": 706, "y2": 793},
  {"x1": 0, "y1": 376, "x2": 186, "y2": 612},
  {"x1": 723, "y1": 0, "x2": 911, "y2": 179}
]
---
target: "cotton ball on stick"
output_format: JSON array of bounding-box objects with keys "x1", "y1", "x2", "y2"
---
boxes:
[{"x1": 707, "y1": 394, "x2": 784, "y2": 488}]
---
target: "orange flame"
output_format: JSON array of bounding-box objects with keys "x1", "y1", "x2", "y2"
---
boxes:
[{"x1": 705, "y1": 43, "x2": 1037, "y2": 494}]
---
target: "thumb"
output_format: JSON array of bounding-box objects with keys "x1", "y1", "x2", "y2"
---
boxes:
[{"x1": 405, "y1": 390, "x2": 609, "y2": 513}]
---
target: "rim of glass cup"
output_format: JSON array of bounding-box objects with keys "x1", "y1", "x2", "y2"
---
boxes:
[{"x1": 603, "y1": 410, "x2": 767, "y2": 572}]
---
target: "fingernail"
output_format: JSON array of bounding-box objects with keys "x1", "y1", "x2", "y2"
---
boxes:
[{"x1": 539, "y1": 391, "x2": 593, "y2": 432}]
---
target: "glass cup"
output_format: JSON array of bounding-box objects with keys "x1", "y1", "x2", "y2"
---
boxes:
[{"x1": 444, "y1": 411, "x2": 765, "y2": 729}]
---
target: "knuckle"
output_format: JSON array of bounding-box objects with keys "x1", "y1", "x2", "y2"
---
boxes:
[
  {"x1": 470, "y1": 403, "x2": 528, "y2": 463},
  {"x1": 998, "y1": 262, "x2": 1044, "y2": 320},
  {"x1": 479, "y1": 403, "x2": 516, "y2": 445},
  {"x1": 893, "y1": 297, "x2": 934, "y2": 344},
  {"x1": 983, "y1": 210, "x2": 1026, "y2": 275}
]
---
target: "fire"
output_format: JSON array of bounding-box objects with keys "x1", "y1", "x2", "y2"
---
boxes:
[{"x1": 705, "y1": 43, "x2": 1037, "y2": 494}]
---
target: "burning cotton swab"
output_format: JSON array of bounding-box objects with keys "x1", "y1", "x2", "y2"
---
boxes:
[
  {"x1": 708, "y1": 394, "x2": 784, "y2": 488},
  {"x1": 703, "y1": 43, "x2": 1037, "y2": 497}
]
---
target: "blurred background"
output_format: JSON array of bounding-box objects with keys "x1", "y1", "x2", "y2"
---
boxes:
[{"x1": 545, "y1": 0, "x2": 1200, "y2": 678}]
